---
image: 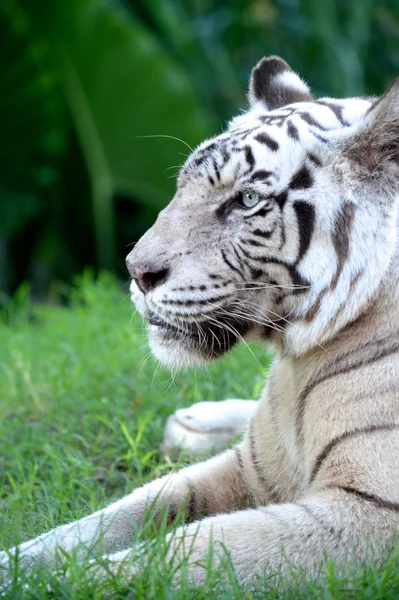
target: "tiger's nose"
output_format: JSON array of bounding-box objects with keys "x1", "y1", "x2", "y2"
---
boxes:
[{"x1": 126, "y1": 257, "x2": 169, "y2": 294}]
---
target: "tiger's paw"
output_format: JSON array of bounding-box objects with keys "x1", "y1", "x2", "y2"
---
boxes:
[{"x1": 160, "y1": 399, "x2": 257, "y2": 456}]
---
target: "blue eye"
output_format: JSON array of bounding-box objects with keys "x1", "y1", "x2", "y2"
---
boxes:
[{"x1": 242, "y1": 191, "x2": 261, "y2": 208}]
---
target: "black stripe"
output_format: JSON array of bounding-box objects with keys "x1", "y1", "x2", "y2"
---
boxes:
[
  {"x1": 332, "y1": 485, "x2": 399, "y2": 512},
  {"x1": 311, "y1": 132, "x2": 328, "y2": 143},
  {"x1": 234, "y1": 448, "x2": 257, "y2": 509},
  {"x1": 290, "y1": 165, "x2": 313, "y2": 190},
  {"x1": 230, "y1": 244, "x2": 245, "y2": 270},
  {"x1": 192, "y1": 155, "x2": 206, "y2": 168},
  {"x1": 254, "y1": 133, "x2": 279, "y2": 152},
  {"x1": 262, "y1": 258, "x2": 310, "y2": 288},
  {"x1": 296, "y1": 339, "x2": 399, "y2": 449},
  {"x1": 216, "y1": 192, "x2": 243, "y2": 219},
  {"x1": 258, "y1": 114, "x2": 288, "y2": 127},
  {"x1": 240, "y1": 238, "x2": 267, "y2": 248},
  {"x1": 293, "y1": 201, "x2": 315, "y2": 263},
  {"x1": 239, "y1": 127, "x2": 260, "y2": 139},
  {"x1": 273, "y1": 261, "x2": 308, "y2": 288},
  {"x1": 229, "y1": 126, "x2": 258, "y2": 137},
  {"x1": 248, "y1": 422, "x2": 279, "y2": 501},
  {"x1": 208, "y1": 175, "x2": 215, "y2": 186},
  {"x1": 303, "y1": 287, "x2": 328, "y2": 322},
  {"x1": 310, "y1": 424, "x2": 399, "y2": 484},
  {"x1": 305, "y1": 270, "x2": 363, "y2": 327},
  {"x1": 317, "y1": 100, "x2": 346, "y2": 125},
  {"x1": 250, "y1": 169, "x2": 273, "y2": 182},
  {"x1": 167, "y1": 503, "x2": 178, "y2": 524},
  {"x1": 173, "y1": 284, "x2": 208, "y2": 292},
  {"x1": 244, "y1": 145, "x2": 255, "y2": 170},
  {"x1": 198, "y1": 141, "x2": 217, "y2": 155},
  {"x1": 237, "y1": 244, "x2": 260, "y2": 260},
  {"x1": 307, "y1": 152, "x2": 322, "y2": 167},
  {"x1": 213, "y1": 158, "x2": 221, "y2": 181},
  {"x1": 235, "y1": 447, "x2": 245, "y2": 471},
  {"x1": 164, "y1": 293, "x2": 231, "y2": 306},
  {"x1": 331, "y1": 202, "x2": 356, "y2": 290},
  {"x1": 297, "y1": 502, "x2": 339, "y2": 535},
  {"x1": 235, "y1": 244, "x2": 310, "y2": 287},
  {"x1": 287, "y1": 120, "x2": 299, "y2": 140},
  {"x1": 275, "y1": 191, "x2": 288, "y2": 209},
  {"x1": 244, "y1": 204, "x2": 274, "y2": 219},
  {"x1": 221, "y1": 248, "x2": 243, "y2": 275},
  {"x1": 279, "y1": 212, "x2": 286, "y2": 249},
  {"x1": 365, "y1": 96, "x2": 383, "y2": 116},
  {"x1": 220, "y1": 146, "x2": 230, "y2": 164},
  {"x1": 248, "y1": 267, "x2": 264, "y2": 280},
  {"x1": 251, "y1": 227, "x2": 274, "y2": 239},
  {"x1": 186, "y1": 481, "x2": 208, "y2": 519},
  {"x1": 191, "y1": 142, "x2": 218, "y2": 168},
  {"x1": 275, "y1": 287, "x2": 309, "y2": 305},
  {"x1": 188, "y1": 486, "x2": 197, "y2": 518},
  {"x1": 299, "y1": 112, "x2": 329, "y2": 131}
]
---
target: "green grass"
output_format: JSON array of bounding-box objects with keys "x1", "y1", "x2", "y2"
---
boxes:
[{"x1": 0, "y1": 274, "x2": 399, "y2": 598}]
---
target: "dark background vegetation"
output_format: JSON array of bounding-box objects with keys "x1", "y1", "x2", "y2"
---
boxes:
[{"x1": 1, "y1": 0, "x2": 399, "y2": 299}]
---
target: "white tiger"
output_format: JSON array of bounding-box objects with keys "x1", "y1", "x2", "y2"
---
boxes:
[{"x1": 2, "y1": 55, "x2": 399, "y2": 589}]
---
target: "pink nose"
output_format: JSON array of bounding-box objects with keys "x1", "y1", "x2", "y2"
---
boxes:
[{"x1": 126, "y1": 258, "x2": 169, "y2": 294}]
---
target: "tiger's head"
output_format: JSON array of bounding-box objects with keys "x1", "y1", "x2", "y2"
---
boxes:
[{"x1": 127, "y1": 56, "x2": 399, "y2": 367}]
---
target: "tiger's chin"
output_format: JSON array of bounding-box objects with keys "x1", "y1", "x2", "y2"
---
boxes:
[
  {"x1": 147, "y1": 316, "x2": 256, "y2": 369},
  {"x1": 148, "y1": 326, "x2": 212, "y2": 369}
]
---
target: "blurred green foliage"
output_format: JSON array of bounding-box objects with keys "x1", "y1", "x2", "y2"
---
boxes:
[{"x1": 1, "y1": 0, "x2": 399, "y2": 296}]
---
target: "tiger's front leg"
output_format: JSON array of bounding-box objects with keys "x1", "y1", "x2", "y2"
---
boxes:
[
  {"x1": 1, "y1": 446, "x2": 254, "y2": 574},
  {"x1": 91, "y1": 488, "x2": 399, "y2": 590}
]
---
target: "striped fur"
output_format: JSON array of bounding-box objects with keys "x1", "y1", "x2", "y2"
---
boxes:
[{"x1": 3, "y1": 56, "x2": 399, "y2": 589}]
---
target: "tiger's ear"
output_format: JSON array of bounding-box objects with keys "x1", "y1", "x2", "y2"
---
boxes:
[
  {"x1": 347, "y1": 78, "x2": 399, "y2": 175},
  {"x1": 249, "y1": 56, "x2": 314, "y2": 111}
]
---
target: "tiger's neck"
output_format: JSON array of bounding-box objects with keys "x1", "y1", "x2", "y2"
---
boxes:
[{"x1": 278, "y1": 244, "x2": 399, "y2": 359}]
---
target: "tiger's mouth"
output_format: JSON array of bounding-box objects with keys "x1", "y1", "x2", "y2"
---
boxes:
[
  {"x1": 148, "y1": 312, "x2": 199, "y2": 337},
  {"x1": 147, "y1": 310, "x2": 252, "y2": 360}
]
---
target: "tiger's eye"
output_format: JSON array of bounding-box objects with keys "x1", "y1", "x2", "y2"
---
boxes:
[{"x1": 243, "y1": 191, "x2": 261, "y2": 208}]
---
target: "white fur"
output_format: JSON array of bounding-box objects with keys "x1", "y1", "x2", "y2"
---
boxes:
[
  {"x1": 274, "y1": 70, "x2": 311, "y2": 94},
  {"x1": 161, "y1": 399, "x2": 257, "y2": 455}
]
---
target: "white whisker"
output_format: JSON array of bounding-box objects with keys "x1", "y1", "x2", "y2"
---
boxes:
[{"x1": 136, "y1": 134, "x2": 193, "y2": 153}]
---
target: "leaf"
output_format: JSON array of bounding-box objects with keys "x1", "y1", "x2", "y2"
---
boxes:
[
  {"x1": 0, "y1": 1, "x2": 66, "y2": 236},
  {"x1": 24, "y1": 0, "x2": 214, "y2": 267}
]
